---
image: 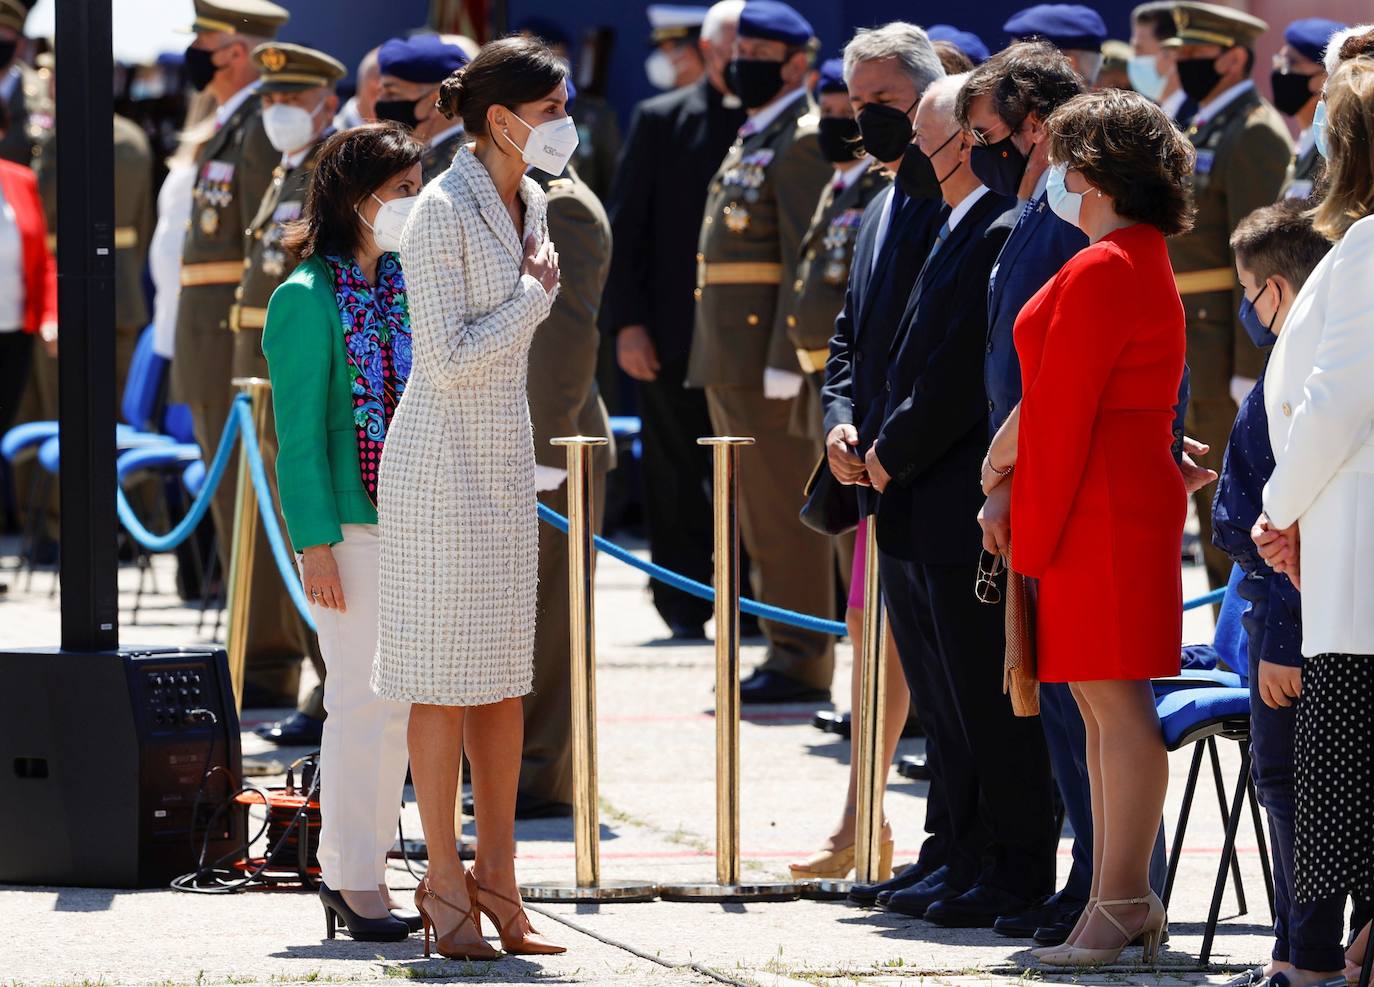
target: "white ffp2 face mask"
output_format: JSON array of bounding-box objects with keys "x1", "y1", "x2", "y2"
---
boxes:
[
  {"x1": 358, "y1": 192, "x2": 417, "y2": 252},
  {"x1": 1046, "y1": 162, "x2": 1085, "y2": 229},
  {"x1": 263, "y1": 100, "x2": 324, "y2": 153},
  {"x1": 502, "y1": 112, "x2": 580, "y2": 176},
  {"x1": 645, "y1": 50, "x2": 679, "y2": 90}
]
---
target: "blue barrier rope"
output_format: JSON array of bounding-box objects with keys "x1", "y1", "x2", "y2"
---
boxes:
[
  {"x1": 1183, "y1": 586, "x2": 1226, "y2": 611},
  {"x1": 114, "y1": 395, "x2": 244, "y2": 553},
  {"x1": 233, "y1": 399, "x2": 317, "y2": 633}
]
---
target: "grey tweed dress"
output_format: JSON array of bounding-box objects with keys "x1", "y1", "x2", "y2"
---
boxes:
[{"x1": 372, "y1": 146, "x2": 554, "y2": 705}]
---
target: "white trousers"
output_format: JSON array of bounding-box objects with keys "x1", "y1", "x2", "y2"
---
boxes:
[{"x1": 302, "y1": 524, "x2": 411, "y2": 890}]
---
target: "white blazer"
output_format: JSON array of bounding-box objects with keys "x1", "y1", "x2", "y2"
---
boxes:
[{"x1": 1263, "y1": 213, "x2": 1374, "y2": 658}]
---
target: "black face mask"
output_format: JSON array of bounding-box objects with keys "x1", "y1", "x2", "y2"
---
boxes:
[
  {"x1": 1176, "y1": 56, "x2": 1225, "y2": 104},
  {"x1": 184, "y1": 44, "x2": 222, "y2": 92},
  {"x1": 727, "y1": 58, "x2": 785, "y2": 110},
  {"x1": 1270, "y1": 68, "x2": 1318, "y2": 118},
  {"x1": 0, "y1": 40, "x2": 17, "y2": 69},
  {"x1": 817, "y1": 116, "x2": 863, "y2": 163},
  {"x1": 969, "y1": 131, "x2": 1029, "y2": 198},
  {"x1": 374, "y1": 97, "x2": 421, "y2": 130},
  {"x1": 895, "y1": 130, "x2": 962, "y2": 200},
  {"x1": 855, "y1": 99, "x2": 916, "y2": 163}
]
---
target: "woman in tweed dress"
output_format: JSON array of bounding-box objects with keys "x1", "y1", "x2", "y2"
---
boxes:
[{"x1": 373, "y1": 37, "x2": 566, "y2": 960}]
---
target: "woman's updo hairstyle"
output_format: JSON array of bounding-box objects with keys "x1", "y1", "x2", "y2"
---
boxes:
[{"x1": 436, "y1": 35, "x2": 568, "y2": 137}]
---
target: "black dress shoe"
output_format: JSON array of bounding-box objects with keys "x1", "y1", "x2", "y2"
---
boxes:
[
  {"x1": 924, "y1": 884, "x2": 1035, "y2": 929},
  {"x1": 885, "y1": 876, "x2": 966, "y2": 918},
  {"x1": 462, "y1": 791, "x2": 574, "y2": 819},
  {"x1": 738, "y1": 670, "x2": 830, "y2": 705},
  {"x1": 995, "y1": 893, "x2": 1083, "y2": 939},
  {"x1": 667, "y1": 620, "x2": 707, "y2": 640},
  {"x1": 319, "y1": 884, "x2": 409, "y2": 942},
  {"x1": 896, "y1": 754, "x2": 931, "y2": 781},
  {"x1": 389, "y1": 903, "x2": 423, "y2": 933},
  {"x1": 253, "y1": 711, "x2": 324, "y2": 746},
  {"x1": 848, "y1": 862, "x2": 939, "y2": 906},
  {"x1": 1031, "y1": 894, "x2": 1090, "y2": 944}
]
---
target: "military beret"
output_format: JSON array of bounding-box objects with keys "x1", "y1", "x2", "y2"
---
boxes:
[
  {"x1": 1101, "y1": 39, "x2": 1133, "y2": 71},
  {"x1": 738, "y1": 1, "x2": 815, "y2": 47},
  {"x1": 813, "y1": 58, "x2": 847, "y2": 94},
  {"x1": 927, "y1": 24, "x2": 991, "y2": 64},
  {"x1": 1004, "y1": 4, "x2": 1109, "y2": 51},
  {"x1": 0, "y1": 0, "x2": 35, "y2": 34},
  {"x1": 378, "y1": 35, "x2": 470, "y2": 85},
  {"x1": 1285, "y1": 18, "x2": 1346, "y2": 65},
  {"x1": 252, "y1": 42, "x2": 347, "y2": 93},
  {"x1": 190, "y1": 0, "x2": 288, "y2": 39},
  {"x1": 647, "y1": 5, "x2": 707, "y2": 46},
  {"x1": 1162, "y1": 3, "x2": 1268, "y2": 50}
]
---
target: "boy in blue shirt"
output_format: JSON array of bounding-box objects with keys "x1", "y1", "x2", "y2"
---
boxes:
[{"x1": 1212, "y1": 202, "x2": 1364, "y2": 987}]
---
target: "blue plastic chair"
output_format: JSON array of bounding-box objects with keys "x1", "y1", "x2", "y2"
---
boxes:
[
  {"x1": 610, "y1": 415, "x2": 643, "y2": 461},
  {"x1": 1158, "y1": 566, "x2": 1275, "y2": 965}
]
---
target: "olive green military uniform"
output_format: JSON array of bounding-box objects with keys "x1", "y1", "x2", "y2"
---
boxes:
[
  {"x1": 522, "y1": 165, "x2": 616, "y2": 806},
  {"x1": 421, "y1": 124, "x2": 466, "y2": 186},
  {"x1": 1164, "y1": 4, "x2": 1292, "y2": 589},
  {"x1": 783, "y1": 162, "x2": 889, "y2": 441},
  {"x1": 0, "y1": 60, "x2": 49, "y2": 167},
  {"x1": 1281, "y1": 139, "x2": 1323, "y2": 204},
  {"x1": 175, "y1": 0, "x2": 291, "y2": 701},
  {"x1": 687, "y1": 92, "x2": 835, "y2": 690},
  {"x1": 228, "y1": 41, "x2": 345, "y2": 719}
]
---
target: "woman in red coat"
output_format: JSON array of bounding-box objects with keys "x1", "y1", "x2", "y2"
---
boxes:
[
  {"x1": 982, "y1": 90, "x2": 1193, "y2": 966},
  {"x1": 0, "y1": 104, "x2": 58, "y2": 435}
]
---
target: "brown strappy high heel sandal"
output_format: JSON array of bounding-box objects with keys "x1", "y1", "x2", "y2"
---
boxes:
[
  {"x1": 466, "y1": 871, "x2": 567, "y2": 955},
  {"x1": 413, "y1": 875, "x2": 501, "y2": 961}
]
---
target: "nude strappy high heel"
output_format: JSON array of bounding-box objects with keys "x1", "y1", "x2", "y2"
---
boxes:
[
  {"x1": 1037, "y1": 892, "x2": 1166, "y2": 967},
  {"x1": 466, "y1": 871, "x2": 567, "y2": 955},
  {"x1": 413, "y1": 875, "x2": 501, "y2": 961}
]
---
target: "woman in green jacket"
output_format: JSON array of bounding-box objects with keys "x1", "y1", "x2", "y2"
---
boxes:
[{"x1": 264, "y1": 123, "x2": 424, "y2": 943}]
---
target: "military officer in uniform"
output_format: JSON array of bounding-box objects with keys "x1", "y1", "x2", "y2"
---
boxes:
[
  {"x1": 1273, "y1": 18, "x2": 1344, "y2": 204},
  {"x1": 783, "y1": 58, "x2": 888, "y2": 445},
  {"x1": 517, "y1": 164, "x2": 616, "y2": 817},
  {"x1": 173, "y1": 0, "x2": 292, "y2": 706},
  {"x1": 374, "y1": 35, "x2": 469, "y2": 185},
  {"x1": 1164, "y1": 1, "x2": 1291, "y2": 589},
  {"x1": 234, "y1": 43, "x2": 345, "y2": 746},
  {"x1": 687, "y1": 0, "x2": 834, "y2": 703},
  {"x1": 0, "y1": 0, "x2": 45, "y2": 167},
  {"x1": 1130, "y1": 3, "x2": 1195, "y2": 128}
]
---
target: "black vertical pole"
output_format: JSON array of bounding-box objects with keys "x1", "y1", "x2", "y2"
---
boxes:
[{"x1": 56, "y1": 0, "x2": 118, "y2": 652}]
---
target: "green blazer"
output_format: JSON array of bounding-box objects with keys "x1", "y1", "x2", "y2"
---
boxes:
[{"x1": 262, "y1": 254, "x2": 382, "y2": 551}]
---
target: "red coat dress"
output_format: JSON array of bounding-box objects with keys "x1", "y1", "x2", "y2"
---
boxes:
[{"x1": 1011, "y1": 223, "x2": 1186, "y2": 682}]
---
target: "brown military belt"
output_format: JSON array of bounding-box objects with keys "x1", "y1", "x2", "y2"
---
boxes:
[
  {"x1": 1174, "y1": 267, "x2": 1234, "y2": 295},
  {"x1": 794, "y1": 347, "x2": 830, "y2": 375},
  {"x1": 229, "y1": 305, "x2": 268, "y2": 332},
  {"x1": 46, "y1": 226, "x2": 139, "y2": 253},
  {"x1": 181, "y1": 260, "x2": 246, "y2": 287},
  {"x1": 697, "y1": 260, "x2": 783, "y2": 287}
]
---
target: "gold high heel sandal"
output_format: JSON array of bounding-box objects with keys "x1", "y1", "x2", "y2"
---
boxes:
[
  {"x1": 466, "y1": 871, "x2": 567, "y2": 955},
  {"x1": 1037, "y1": 893, "x2": 1166, "y2": 967},
  {"x1": 788, "y1": 840, "x2": 894, "y2": 881},
  {"x1": 413, "y1": 876, "x2": 501, "y2": 961}
]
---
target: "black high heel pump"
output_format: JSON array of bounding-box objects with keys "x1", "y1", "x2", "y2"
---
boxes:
[{"x1": 320, "y1": 883, "x2": 410, "y2": 942}]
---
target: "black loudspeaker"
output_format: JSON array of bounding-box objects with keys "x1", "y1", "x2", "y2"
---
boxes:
[{"x1": 0, "y1": 646, "x2": 243, "y2": 888}]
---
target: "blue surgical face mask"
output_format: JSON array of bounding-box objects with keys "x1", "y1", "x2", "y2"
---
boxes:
[
  {"x1": 1046, "y1": 162, "x2": 1084, "y2": 228},
  {"x1": 1128, "y1": 54, "x2": 1168, "y2": 103},
  {"x1": 1313, "y1": 98, "x2": 1329, "y2": 158},
  {"x1": 1239, "y1": 280, "x2": 1280, "y2": 348}
]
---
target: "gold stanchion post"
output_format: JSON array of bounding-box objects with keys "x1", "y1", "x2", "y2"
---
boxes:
[
  {"x1": 658, "y1": 437, "x2": 801, "y2": 903},
  {"x1": 808, "y1": 515, "x2": 888, "y2": 899},
  {"x1": 521, "y1": 437, "x2": 656, "y2": 903},
  {"x1": 224, "y1": 377, "x2": 271, "y2": 711}
]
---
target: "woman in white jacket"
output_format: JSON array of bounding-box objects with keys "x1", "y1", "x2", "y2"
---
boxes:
[{"x1": 1254, "y1": 54, "x2": 1374, "y2": 987}]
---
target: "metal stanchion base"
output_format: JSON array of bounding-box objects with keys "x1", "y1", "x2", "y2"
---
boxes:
[
  {"x1": 519, "y1": 880, "x2": 658, "y2": 903},
  {"x1": 657, "y1": 881, "x2": 802, "y2": 903},
  {"x1": 800, "y1": 878, "x2": 856, "y2": 900}
]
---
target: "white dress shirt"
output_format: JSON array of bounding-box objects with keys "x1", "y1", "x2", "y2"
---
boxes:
[{"x1": 148, "y1": 161, "x2": 195, "y2": 358}]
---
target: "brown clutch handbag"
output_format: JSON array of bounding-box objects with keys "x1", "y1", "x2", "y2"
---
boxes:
[{"x1": 1003, "y1": 545, "x2": 1040, "y2": 717}]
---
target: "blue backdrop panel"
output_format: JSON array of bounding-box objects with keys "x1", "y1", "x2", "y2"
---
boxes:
[{"x1": 276, "y1": 0, "x2": 430, "y2": 86}]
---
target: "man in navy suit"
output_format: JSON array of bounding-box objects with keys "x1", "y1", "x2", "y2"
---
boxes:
[
  {"x1": 818, "y1": 21, "x2": 946, "y2": 906},
  {"x1": 862, "y1": 71, "x2": 1055, "y2": 928}
]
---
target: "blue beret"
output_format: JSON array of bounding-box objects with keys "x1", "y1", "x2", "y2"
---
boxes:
[
  {"x1": 516, "y1": 16, "x2": 573, "y2": 51},
  {"x1": 1004, "y1": 4, "x2": 1108, "y2": 51},
  {"x1": 927, "y1": 24, "x2": 991, "y2": 64},
  {"x1": 377, "y1": 35, "x2": 469, "y2": 85},
  {"x1": 739, "y1": 0, "x2": 814, "y2": 47},
  {"x1": 1285, "y1": 18, "x2": 1346, "y2": 65},
  {"x1": 814, "y1": 57, "x2": 846, "y2": 94}
]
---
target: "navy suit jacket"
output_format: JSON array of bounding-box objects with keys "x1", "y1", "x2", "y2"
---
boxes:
[{"x1": 874, "y1": 189, "x2": 1017, "y2": 564}]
